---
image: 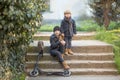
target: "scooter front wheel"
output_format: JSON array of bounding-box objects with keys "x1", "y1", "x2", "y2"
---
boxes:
[{"x1": 63, "y1": 70, "x2": 71, "y2": 77}]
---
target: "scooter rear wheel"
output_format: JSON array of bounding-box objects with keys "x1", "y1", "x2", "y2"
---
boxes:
[{"x1": 29, "y1": 69, "x2": 39, "y2": 77}]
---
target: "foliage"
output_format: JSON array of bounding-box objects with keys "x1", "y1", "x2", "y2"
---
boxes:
[
  {"x1": 78, "y1": 20, "x2": 100, "y2": 32},
  {"x1": 0, "y1": 0, "x2": 48, "y2": 80},
  {"x1": 20, "y1": 73, "x2": 25, "y2": 80},
  {"x1": 89, "y1": 0, "x2": 120, "y2": 28},
  {"x1": 95, "y1": 29, "x2": 120, "y2": 73},
  {"x1": 38, "y1": 24, "x2": 58, "y2": 32},
  {"x1": 108, "y1": 21, "x2": 120, "y2": 30},
  {"x1": 95, "y1": 28, "x2": 119, "y2": 43}
]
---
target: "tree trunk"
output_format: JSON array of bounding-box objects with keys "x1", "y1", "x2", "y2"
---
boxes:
[
  {"x1": 103, "y1": 0, "x2": 111, "y2": 29},
  {"x1": 103, "y1": 7, "x2": 110, "y2": 29}
]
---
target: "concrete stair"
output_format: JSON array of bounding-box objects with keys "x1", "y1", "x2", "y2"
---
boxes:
[
  {"x1": 25, "y1": 32, "x2": 118, "y2": 75},
  {"x1": 26, "y1": 68, "x2": 118, "y2": 75},
  {"x1": 28, "y1": 40, "x2": 113, "y2": 53},
  {"x1": 26, "y1": 53, "x2": 114, "y2": 61},
  {"x1": 26, "y1": 60, "x2": 116, "y2": 69}
]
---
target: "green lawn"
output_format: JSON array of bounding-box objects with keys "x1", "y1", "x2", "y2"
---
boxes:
[
  {"x1": 38, "y1": 20, "x2": 100, "y2": 32},
  {"x1": 38, "y1": 20, "x2": 120, "y2": 32}
]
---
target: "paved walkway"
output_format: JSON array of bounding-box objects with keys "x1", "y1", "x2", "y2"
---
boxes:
[{"x1": 26, "y1": 75, "x2": 120, "y2": 80}]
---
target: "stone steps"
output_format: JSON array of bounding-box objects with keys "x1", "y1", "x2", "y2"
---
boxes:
[
  {"x1": 26, "y1": 60, "x2": 116, "y2": 69},
  {"x1": 28, "y1": 40, "x2": 113, "y2": 53},
  {"x1": 26, "y1": 53, "x2": 114, "y2": 61},
  {"x1": 26, "y1": 68, "x2": 118, "y2": 75},
  {"x1": 25, "y1": 35, "x2": 118, "y2": 75}
]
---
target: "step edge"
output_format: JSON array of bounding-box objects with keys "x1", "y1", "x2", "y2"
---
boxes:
[
  {"x1": 26, "y1": 60, "x2": 115, "y2": 64},
  {"x1": 27, "y1": 53, "x2": 114, "y2": 56},
  {"x1": 26, "y1": 68, "x2": 118, "y2": 72},
  {"x1": 29, "y1": 40, "x2": 112, "y2": 46}
]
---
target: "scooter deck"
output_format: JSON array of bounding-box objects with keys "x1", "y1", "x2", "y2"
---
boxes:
[
  {"x1": 29, "y1": 68, "x2": 71, "y2": 77},
  {"x1": 47, "y1": 70, "x2": 71, "y2": 77}
]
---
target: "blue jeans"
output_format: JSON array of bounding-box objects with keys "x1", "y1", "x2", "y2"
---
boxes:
[
  {"x1": 50, "y1": 44, "x2": 64, "y2": 62},
  {"x1": 64, "y1": 36, "x2": 72, "y2": 49}
]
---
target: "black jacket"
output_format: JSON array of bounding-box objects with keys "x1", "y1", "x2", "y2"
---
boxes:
[
  {"x1": 50, "y1": 34, "x2": 60, "y2": 50},
  {"x1": 60, "y1": 17, "x2": 76, "y2": 37}
]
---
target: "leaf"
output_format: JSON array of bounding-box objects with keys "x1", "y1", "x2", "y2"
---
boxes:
[
  {"x1": 1, "y1": 20, "x2": 6, "y2": 25},
  {"x1": 27, "y1": 13, "x2": 31, "y2": 18},
  {"x1": 0, "y1": 25, "x2": 2, "y2": 29}
]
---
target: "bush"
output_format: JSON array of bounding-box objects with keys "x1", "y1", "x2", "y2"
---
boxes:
[
  {"x1": 108, "y1": 21, "x2": 120, "y2": 30},
  {"x1": 0, "y1": 0, "x2": 47, "y2": 80},
  {"x1": 95, "y1": 29, "x2": 119, "y2": 43}
]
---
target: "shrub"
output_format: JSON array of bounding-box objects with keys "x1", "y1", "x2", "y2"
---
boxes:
[
  {"x1": 0, "y1": 0, "x2": 47, "y2": 80},
  {"x1": 108, "y1": 21, "x2": 120, "y2": 30}
]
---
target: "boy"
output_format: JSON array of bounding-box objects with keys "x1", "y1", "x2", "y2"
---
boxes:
[
  {"x1": 60, "y1": 10, "x2": 77, "y2": 55},
  {"x1": 50, "y1": 26, "x2": 70, "y2": 69}
]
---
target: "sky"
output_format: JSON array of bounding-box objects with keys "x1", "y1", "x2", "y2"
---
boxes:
[{"x1": 43, "y1": 0, "x2": 92, "y2": 20}]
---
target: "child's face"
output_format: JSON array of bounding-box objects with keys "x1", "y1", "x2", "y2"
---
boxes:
[
  {"x1": 65, "y1": 13, "x2": 71, "y2": 18},
  {"x1": 55, "y1": 30, "x2": 61, "y2": 36}
]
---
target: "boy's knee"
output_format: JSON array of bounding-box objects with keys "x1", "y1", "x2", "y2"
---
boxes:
[
  {"x1": 56, "y1": 52, "x2": 62, "y2": 56},
  {"x1": 59, "y1": 59, "x2": 64, "y2": 63}
]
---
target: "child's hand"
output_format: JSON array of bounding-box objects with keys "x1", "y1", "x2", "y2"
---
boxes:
[
  {"x1": 60, "y1": 40, "x2": 66, "y2": 46},
  {"x1": 61, "y1": 33, "x2": 64, "y2": 37}
]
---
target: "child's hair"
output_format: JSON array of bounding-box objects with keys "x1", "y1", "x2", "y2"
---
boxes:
[{"x1": 53, "y1": 26, "x2": 60, "y2": 32}]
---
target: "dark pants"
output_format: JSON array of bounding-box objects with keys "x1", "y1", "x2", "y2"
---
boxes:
[
  {"x1": 65, "y1": 36, "x2": 72, "y2": 49},
  {"x1": 50, "y1": 44, "x2": 64, "y2": 62}
]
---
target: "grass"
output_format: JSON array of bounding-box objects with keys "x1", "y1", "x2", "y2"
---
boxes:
[
  {"x1": 38, "y1": 20, "x2": 120, "y2": 32},
  {"x1": 95, "y1": 28, "x2": 120, "y2": 73},
  {"x1": 77, "y1": 20, "x2": 100, "y2": 32},
  {"x1": 38, "y1": 20, "x2": 100, "y2": 32},
  {"x1": 38, "y1": 24, "x2": 58, "y2": 32}
]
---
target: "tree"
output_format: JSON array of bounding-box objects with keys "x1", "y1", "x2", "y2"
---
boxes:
[
  {"x1": 89, "y1": 0, "x2": 120, "y2": 29},
  {"x1": 0, "y1": 0, "x2": 48, "y2": 80}
]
